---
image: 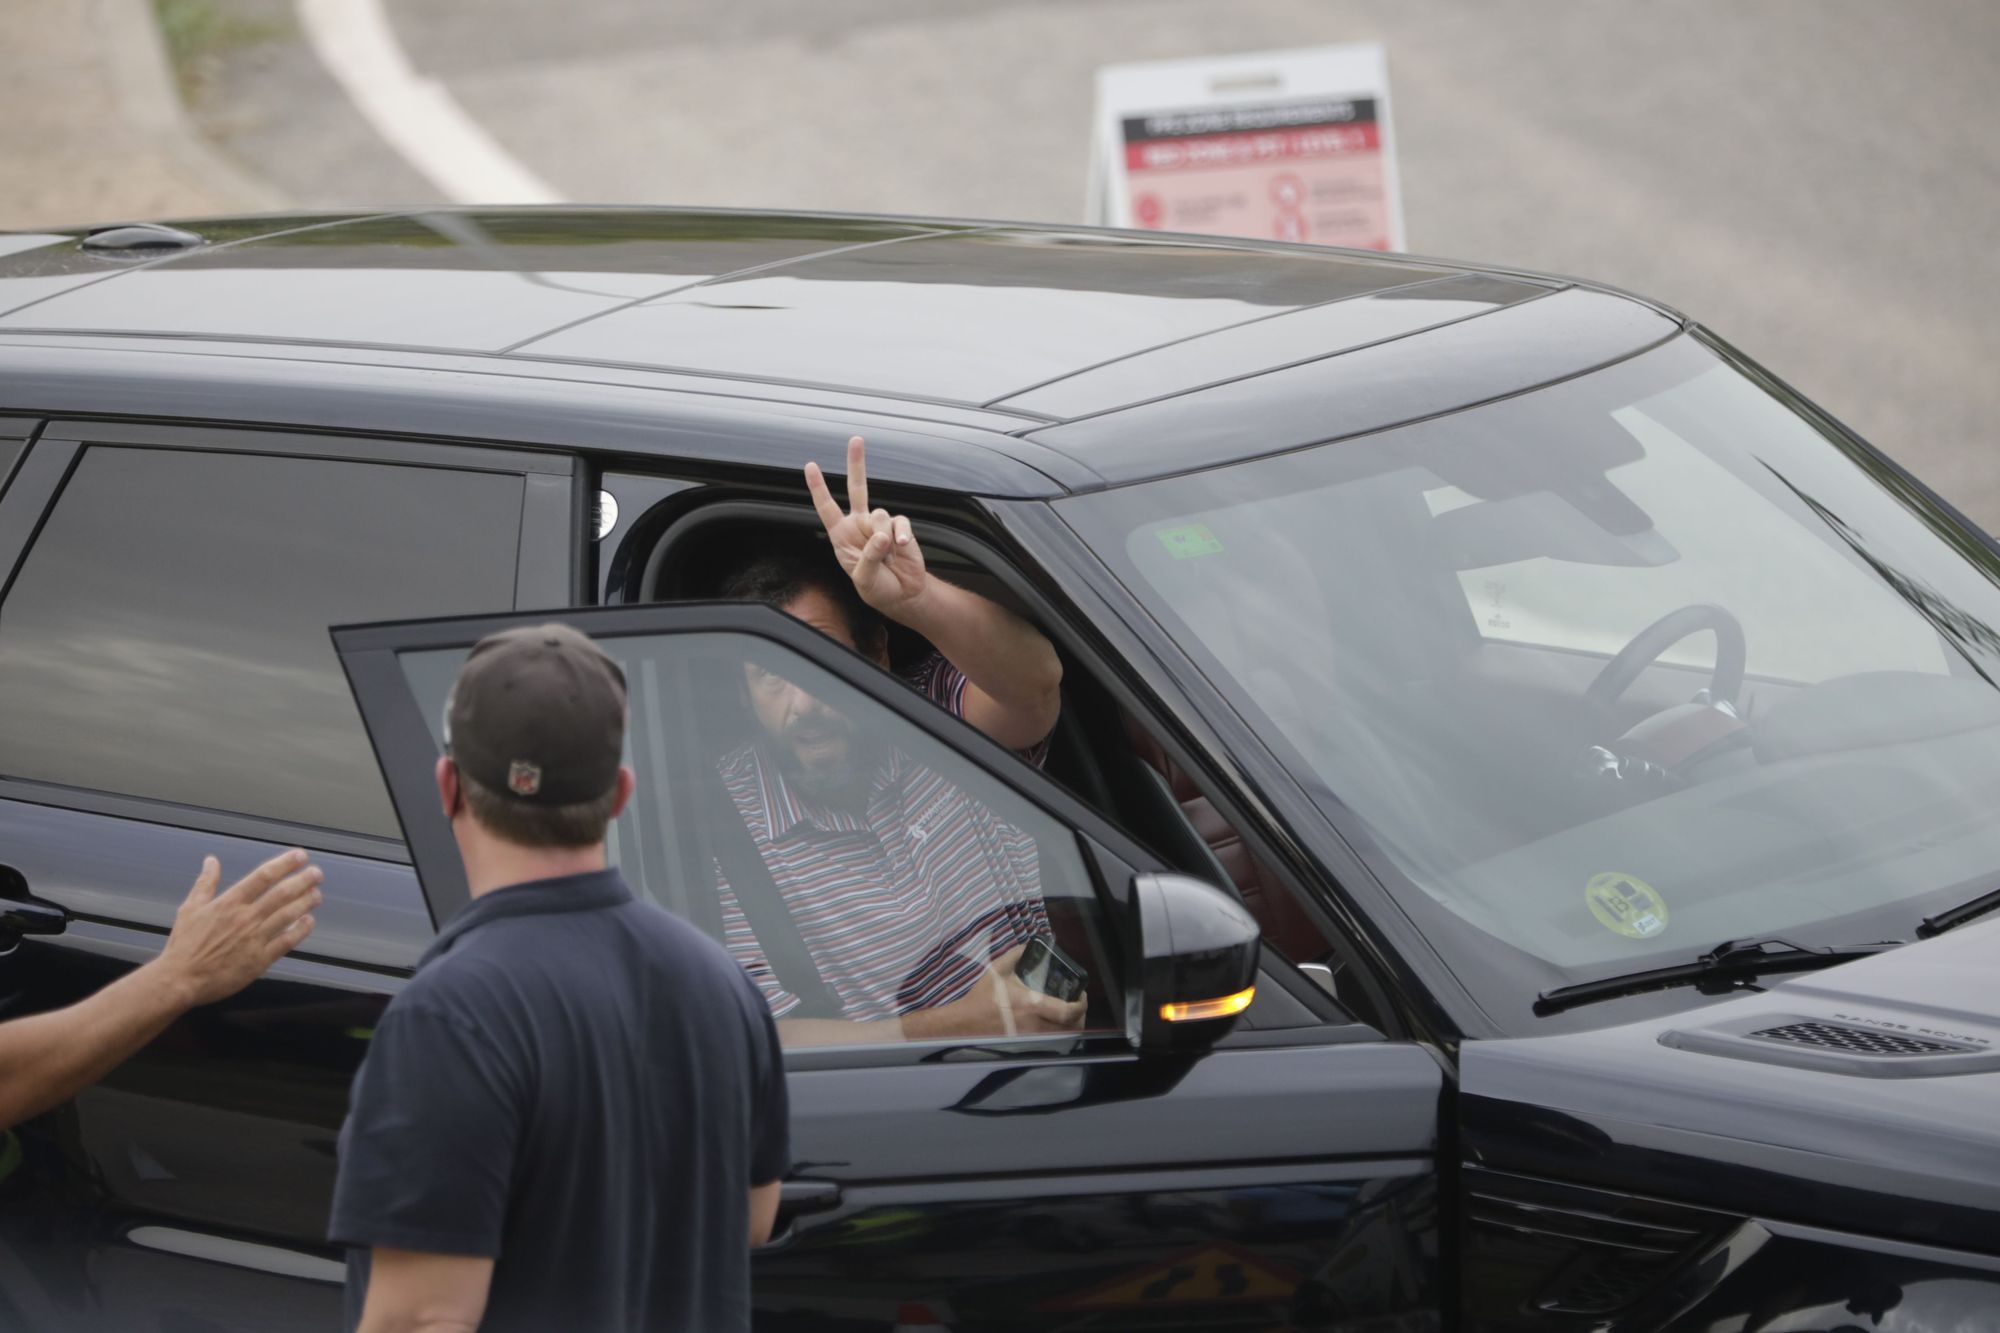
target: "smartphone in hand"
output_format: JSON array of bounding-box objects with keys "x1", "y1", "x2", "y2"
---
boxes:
[{"x1": 1015, "y1": 936, "x2": 1086, "y2": 1002}]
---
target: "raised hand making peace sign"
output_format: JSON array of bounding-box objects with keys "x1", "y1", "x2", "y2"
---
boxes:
[
  {"x1": 799, "y1": 431, "x2": 1063, "y2": 753},
  {"x1": 804, "y1": 436, "x2": 929, "y2": 615}
]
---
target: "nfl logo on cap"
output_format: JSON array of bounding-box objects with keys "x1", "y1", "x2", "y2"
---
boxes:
[{"x1": 508, "y1": 760, "x2": 542, "y2": 797}]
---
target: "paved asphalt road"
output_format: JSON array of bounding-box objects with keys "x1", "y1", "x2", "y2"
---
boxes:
[{"x1": 184, "y1": 1, "x2": 2000, "y2": 525}]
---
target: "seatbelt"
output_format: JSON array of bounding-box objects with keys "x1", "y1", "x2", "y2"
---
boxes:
[{"x1": 702, "y1": 776, "x2": 845, "y2": 1021}]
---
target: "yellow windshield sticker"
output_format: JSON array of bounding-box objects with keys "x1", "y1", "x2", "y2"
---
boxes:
[
  {"x1": 1157, "y1": 522, "x2": 1224, "y2": 559},
  {"x1": 1585, "y1": 872, "x2": 1669, "y2": 940}
]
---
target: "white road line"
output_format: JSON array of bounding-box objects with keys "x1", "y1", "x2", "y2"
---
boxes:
[{"x1": 296, "y1": 0, "x2": 562, "y2": 205}]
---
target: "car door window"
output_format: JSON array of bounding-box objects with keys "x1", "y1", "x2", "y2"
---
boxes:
[
  {"x1": 394, "y1": 625, "x2": 1124, "y2": 1050},
  {"x1": 626, "y1": 502, "x2": 1368, "y2": 1025},
  {"x1": 0, "y1": 446, "x2": 522, "y2": 838}
]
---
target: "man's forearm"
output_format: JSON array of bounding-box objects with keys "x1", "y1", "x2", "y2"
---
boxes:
[
  {"x1": 775, "y1": 1015, "x2": 905, "y2": 1047},
  {"x1": 775, "y1": 963, "x2": 1072, "y2": 1048},
  {"x1": 354, "y1": 1250, "x2": 492, "y2": 1333},
  {"x1": 776, "y1": 1002, "x2": 973, "y2": 1048},
  {"x1": 892, "y1": 579, "x2": 1062, "y2": 748},
  {"x1": 0, "y1": 960, "x2": 193, "y2": 1130},
  {"x1": 356, "y1": 1314, "x2": 481, "y2": 1333}
]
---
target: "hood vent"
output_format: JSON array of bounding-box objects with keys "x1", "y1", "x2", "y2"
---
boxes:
[
  {"x1": 1662, "y1": 1012, "x2": 2000, "y2": 1078},
  {"x1": 1750, "y1": 1020, "x2": 1971, "y2": 1057}
]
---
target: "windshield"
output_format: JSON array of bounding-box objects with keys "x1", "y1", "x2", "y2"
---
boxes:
[{"x1": 1061, "y1": 335, "x2": 2000, "y2": 1026}]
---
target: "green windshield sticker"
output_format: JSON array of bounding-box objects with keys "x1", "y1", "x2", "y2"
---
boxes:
[
  {"x1": 1585, "y1": 872, "x2": 1669, "y2": 940},
  {"x1": 1157, "y1": 523, "x2": 1224, "y2": 559}
]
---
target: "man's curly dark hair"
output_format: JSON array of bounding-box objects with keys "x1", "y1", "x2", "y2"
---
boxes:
[{"x1": 714, "y1": 531, "x2": 887, "y2": 654}]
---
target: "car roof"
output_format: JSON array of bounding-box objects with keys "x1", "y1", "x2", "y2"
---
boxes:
[{"x1": 0, "y1": 208, "x2": 1685, "y2": 497}]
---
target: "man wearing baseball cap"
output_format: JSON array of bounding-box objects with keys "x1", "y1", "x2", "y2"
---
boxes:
[{"x1": 329, "y1": 624, "x2": 789, "y2": 1333}]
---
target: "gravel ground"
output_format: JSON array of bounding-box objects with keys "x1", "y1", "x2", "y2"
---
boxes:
[
  {"x1": 10, "y1": 0, "x2": 1999, "y2": 526},
  {"x1": 0, "y1": 0, "x2": 276, "y2": 229}
]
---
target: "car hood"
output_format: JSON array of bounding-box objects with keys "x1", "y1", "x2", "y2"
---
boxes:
[{"x1": 1460, "y1": 914, "x2": 2000, "y2": 1255}]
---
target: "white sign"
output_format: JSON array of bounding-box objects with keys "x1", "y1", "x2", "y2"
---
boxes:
[{"x1": 1089, "y1": 44, "x2": 1405, "y2": 252}]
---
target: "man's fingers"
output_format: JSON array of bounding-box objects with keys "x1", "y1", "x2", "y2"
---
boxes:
[
  {"x1": 184, "y1": 855, "x2": 221, "y2": 909},
  {"x1": 1031, "y1": 988, "x2": 1069, "y2": 1015},
  {"x1": 803, "y1": 462, "x2": 846, "y2": 532},
  {"x1": 251, "y1": 866, "x2": 324, "y2": 927},
  {"x1": 845, "y1": 435, "x2": 868, "y2": 518},
  {"x1": 854, "y1": 530, "x2": 891, "y2": 584},
  {"x1": 216, "y1": 848, "x2": 308, "y2": 905},
  {"x1": 263, "y1": 913, "x2": 316, "y2": 964},
  {"x1": 1030, "y1": 992, "x2": 1086, "y2": 1030},
  {"x1": 892, "y1": 514, "x2": 913, "y2": 547},
  {"x1": 991, "y1": 943, "x2": 1026, "y2": 974}
]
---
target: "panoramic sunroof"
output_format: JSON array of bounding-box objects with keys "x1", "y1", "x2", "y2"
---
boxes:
[
  {"x1": 995, "y1": 272, "x2": 1553, "y2": 419},
  {"x1": 0, "y1": 212, "x2": 944, "y2": 353},
  {"x1": 514, "y1": 228, "x2": 1442, "y2": 403}
]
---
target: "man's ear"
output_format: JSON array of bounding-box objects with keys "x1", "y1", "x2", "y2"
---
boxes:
[
  {"x1": 865, "y1": 624, "x2": 891, "y2": 670},
  {"x1": 437, "y1": 756, "x2": 460, "y2": 821},
  {"x1": 608, "y1": 766, "x2": 636, "y2": 821}
]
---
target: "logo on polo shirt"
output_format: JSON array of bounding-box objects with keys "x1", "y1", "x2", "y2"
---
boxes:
[{"x1": 906, "y1": 790, "x2": 954, "y2": 844}]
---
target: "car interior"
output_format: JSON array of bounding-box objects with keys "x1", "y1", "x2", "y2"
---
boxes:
[
  {"x1": 1061, "y1": 353, "x2": 2000, "y2": 988},
  {"x1": 637, "y1": 504, "x2": 1372, "y2": 1034}
]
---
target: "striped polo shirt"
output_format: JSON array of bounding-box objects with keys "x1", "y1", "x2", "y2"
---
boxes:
[{"x1": 716, "y1": 653, "x2": 1053, "y2": 1020}]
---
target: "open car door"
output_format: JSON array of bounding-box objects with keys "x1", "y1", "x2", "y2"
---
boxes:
[{"x1": 335, "y1": 602, "x2": 1443, "y2": 1331}]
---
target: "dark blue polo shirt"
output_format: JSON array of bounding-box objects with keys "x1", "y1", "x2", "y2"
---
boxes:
[{"x1": 329, "y1": 868, "x2": 788, "y2": 1331}]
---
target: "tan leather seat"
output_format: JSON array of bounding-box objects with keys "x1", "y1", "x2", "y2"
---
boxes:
[{"x1": 1122, "y1": 718, "x2": 1329, "y2": 965}]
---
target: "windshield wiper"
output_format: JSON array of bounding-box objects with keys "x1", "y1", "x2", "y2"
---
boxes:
[
  {"x1": 1917, "y1": 883, "x2": 2000, "y2": 938},
  {"x1": 1533, "y1": 937, "x2": 1904, "y2": 1017}
]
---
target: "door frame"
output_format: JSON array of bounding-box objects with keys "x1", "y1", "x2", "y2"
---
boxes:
[
  {"x1": 337, "y1": 600, "x2": 1164, "y2": 941},
  {"x1": 333, "y1": 598, "x2": 1448, "y2": 1323},
  {"x1": 601, "y1": 487, "x2": 1406, "y2": 1036}
]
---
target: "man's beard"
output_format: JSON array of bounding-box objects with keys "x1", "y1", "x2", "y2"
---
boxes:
[{"x1": 775, "y1": 714, "x2": 877, "y2": 806}]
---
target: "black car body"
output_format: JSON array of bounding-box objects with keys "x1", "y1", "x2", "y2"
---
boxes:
[{"x1": 0, "y1": 209, "x2": 1996, "y2": 1331}]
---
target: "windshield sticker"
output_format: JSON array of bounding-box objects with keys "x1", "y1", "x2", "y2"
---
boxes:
[
  {"x1": 1585, "y1": 872, "x2": 1669, "y2": 940},
  {"x1": 1156, "y1": 522, "x2": 1224, "y2": 559}
]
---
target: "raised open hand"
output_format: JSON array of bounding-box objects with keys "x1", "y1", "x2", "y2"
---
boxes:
[
  {"x1": 804, "y1": 435, "x2": 928, "y2": 614},
  {"x1": 156, "y1": 850, "x2": 320, "y2": 1007}
]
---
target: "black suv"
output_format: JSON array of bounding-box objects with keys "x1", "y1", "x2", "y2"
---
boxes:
[{"x1": 1, "y1": 211, "x2": 1997, "y2": 1332}]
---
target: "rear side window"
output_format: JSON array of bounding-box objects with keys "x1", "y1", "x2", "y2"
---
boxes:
[{"x1": 0, "y1": 446, "x2": 522, "y2": 837}]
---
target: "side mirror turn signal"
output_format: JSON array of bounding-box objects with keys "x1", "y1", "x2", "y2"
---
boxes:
[{"x1": 1126, "y1": 873, "x2": 1261, "y2": 1056}]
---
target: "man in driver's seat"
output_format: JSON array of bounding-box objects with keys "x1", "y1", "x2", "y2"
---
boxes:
[{"x1": 712, "y1": 437, "x2": 1078, "y2": 1046}]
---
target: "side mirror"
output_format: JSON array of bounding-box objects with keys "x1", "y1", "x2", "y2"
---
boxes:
[{"x1": 1125, "y1": 873, "x2": 1261, "y2": 1056}]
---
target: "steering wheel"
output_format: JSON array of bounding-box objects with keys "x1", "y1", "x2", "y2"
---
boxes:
[{"x1": 1584, "y1": 603, "x2": 1747, "y2": 712}]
